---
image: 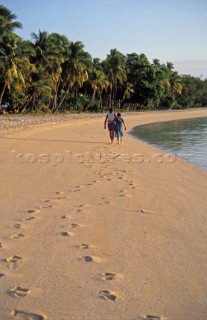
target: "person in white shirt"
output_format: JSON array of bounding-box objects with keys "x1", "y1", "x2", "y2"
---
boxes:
[{"x1": 104, "y1": 108, "x2": 117, "y2": 144}]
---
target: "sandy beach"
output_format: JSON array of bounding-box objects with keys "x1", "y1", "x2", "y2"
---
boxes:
[{"x1": 0, "y1": 109, "x2": 207, "y2": 320}]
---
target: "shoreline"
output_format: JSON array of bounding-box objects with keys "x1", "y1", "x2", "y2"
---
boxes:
[
  {"x1": 1, "y1": 107, "x2": 207, "y2": 135},
  {"x1": 128, "y1": 116, "x2": 207, "y2": 170},
  {"x1": 0, "y1": 108, "x2": 207, "y2": 320}
]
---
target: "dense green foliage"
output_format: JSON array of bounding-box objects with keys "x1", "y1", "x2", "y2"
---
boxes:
[{"x1": 0, "y1": 5, "x2": 207, "y2": 113}]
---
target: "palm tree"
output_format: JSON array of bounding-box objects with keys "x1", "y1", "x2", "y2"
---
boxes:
[
  {"x1": 92, "y1": 58, "x2": 103, "y2": 71},
  {"x1": 17, "y1": 66, "x2": 53, "y2": 113},
  {"x1": 56, "y1": 41, "x2": 92, "y2": 111},
  {"x1": 165, "y1": 71, "x2": 182, "y2": 97},
  {"x1": 123, "y1": 83, "x2": 134, "y2": 100},
  {"x1": 30, "y1": 30, "x2": 50, "y2": 67},
  {"x1": 166, "y1": 61, "x2": 174, "y2": 70},
  {"x1": 45, "y1": 33, "x2": 69, "y2": 110},
  {"x1": 0, "y1": 5, "x2": 22, "y2": 35},
  {"x1": 0, "y1": 5, "x2": 23, "y2": 111},
  {"x1": 30, "y1": 30, "x2": 72, "y2": 111},
  {"x1": 0, "y1": 34, "x2": 29, "y2": 111},
  {"x1": 153, "y1": 58, "x2": 161, "y2": 69},
  {"x1": 88, "y1": 69, "x2": 110, "y2": 108},
  {"x1": 102, "y1": 49, "x2": 127, "y2": 106}
]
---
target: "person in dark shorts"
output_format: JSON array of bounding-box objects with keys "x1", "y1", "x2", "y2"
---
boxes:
[{"x1": 104, "y1": 108, "x2": 116, "y2": 144}]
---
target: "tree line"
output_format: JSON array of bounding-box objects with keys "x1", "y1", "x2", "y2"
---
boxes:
[{"x1": 0, "y1": 4, "x2": 207, "y2": 114}]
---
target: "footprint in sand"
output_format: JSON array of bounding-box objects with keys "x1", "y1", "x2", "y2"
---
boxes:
[
  {"x1": 138, "y1": 209, "x2": 155, "y2": 215},
  {"x1": 55, "y1": 196, "x2": 68, "y2": 200},
  {"x1": 128, "y1": 183, "x2": 137, "y2": 189},
  {"x1": 68, "y1": 186, "x2": 83, "y2": 192},
  {"x1": 101, "y1": 272, "x2": 123, "y2": 281},
  {"x1": 42, "y1": 198, "x2": 62, "y2": 204},
  {"x1": 102, "y1": 272, "x2": 117, "y2": 281},
  {"x1": 6, "y1": 255, "x2": 22, "y2": 269},
  {"x1": 11, "y1": 309, "x2": 47, "y2": 320},
  {"x1": 71, "y1": 223, "x2": 78, "y2": 228},
  {"x1": 73, "y1": 207, "x2": 83, "y2": 213},
  {"x1": 0, "y1": 241, "x2": 2, "y2": 248},
  {"x1": 129, "y1": 182, "x2": 136, "y2": 186},
  {"x1": 78, "y1": 203, "x2": 90, "y2": 209},
  {"x1": 71, "y1": 223, "x2": 84, "y2": 229},
  {"x1": 40, "y1": 205, "x2": 53, "y2": 209},
  {"x1": 98, "y1": 290, "x2": 118, "y2": 302},
  {"x1": 77, "y1": 243, "x2": 91, "y2": 250},
  {"x1": 23, "y1": 216, "x2": 36, "y2": 221},
  {"x1": 138, "y1": 316, "x2": 166, "y2": 320},
  {"x1": 93, "y1": 180, "x2": 101, "y2": 184},
  {"x1": 119, "y1": 190, "x2": 132, "y2": 197},
  {"x1": 60, "y1": 231, "x2": 74, "y2": 237},
  {"x1": 81, "y1": 255, "x2": 101, "y2": 263},
  {"x1": 10, "y1": 234, "x2": 25, "y2": 239},
  {"x1": 10, "y1": 224, "x2": 21, "y2": 229},
  {"x1": 0, "y1": 272, "x2": 5, "y2": 278},
  {"x1": 82, "y1": 256, "x2": 93, "y2": 262},
  {"x1": 75, "y1": 185, "x2": 85, "y2": 190},
  {"x1": 26, "y1": 209, "x2": 40, "y2": 214},
  {"x1": 10, "y1": 286, "x2": 30, "y2": 297}
]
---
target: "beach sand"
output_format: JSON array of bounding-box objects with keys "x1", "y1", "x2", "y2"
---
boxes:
[{"x1": 0, "y1": 109, "x2": 207, "y2": 320}]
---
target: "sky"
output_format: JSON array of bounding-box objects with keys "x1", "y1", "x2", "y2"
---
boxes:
[{"x1": 1, "y1": 0, "x2": 207, "y2": 79}]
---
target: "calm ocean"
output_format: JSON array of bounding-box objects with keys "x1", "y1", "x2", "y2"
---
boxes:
[{"x1": 131, "y1": 116, "x2": 207, "y2": 169}]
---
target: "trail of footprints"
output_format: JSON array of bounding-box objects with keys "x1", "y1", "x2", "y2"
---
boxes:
[
  {"x1": 0, "y1": 192, "x2": 65, "y2": 318},
  {"x1": 0, "y1": 166, "x2": 162, "y2": 319}
]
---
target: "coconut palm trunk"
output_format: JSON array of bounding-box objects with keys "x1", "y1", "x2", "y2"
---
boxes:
[{"x1": 0, "y1": 83, "x2": 7, "y2": 112}]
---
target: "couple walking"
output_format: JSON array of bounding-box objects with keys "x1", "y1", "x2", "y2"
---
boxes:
[{"x1": 104, "y1": 108, "x2": 127, "y2": 144}]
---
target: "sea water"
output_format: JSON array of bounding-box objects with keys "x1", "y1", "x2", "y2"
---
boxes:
[{"x1": 131, "y1": 116, "x2": 207, "y2": 169}]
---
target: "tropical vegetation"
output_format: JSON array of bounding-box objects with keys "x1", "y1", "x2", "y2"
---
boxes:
[{"x1": 0, "y1": 4, "x2": 207, "y2": 114}]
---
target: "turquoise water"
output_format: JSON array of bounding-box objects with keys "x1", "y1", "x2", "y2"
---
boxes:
[{"x1": 131, "y1": 116, "x2": 207, "y2": 169}]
